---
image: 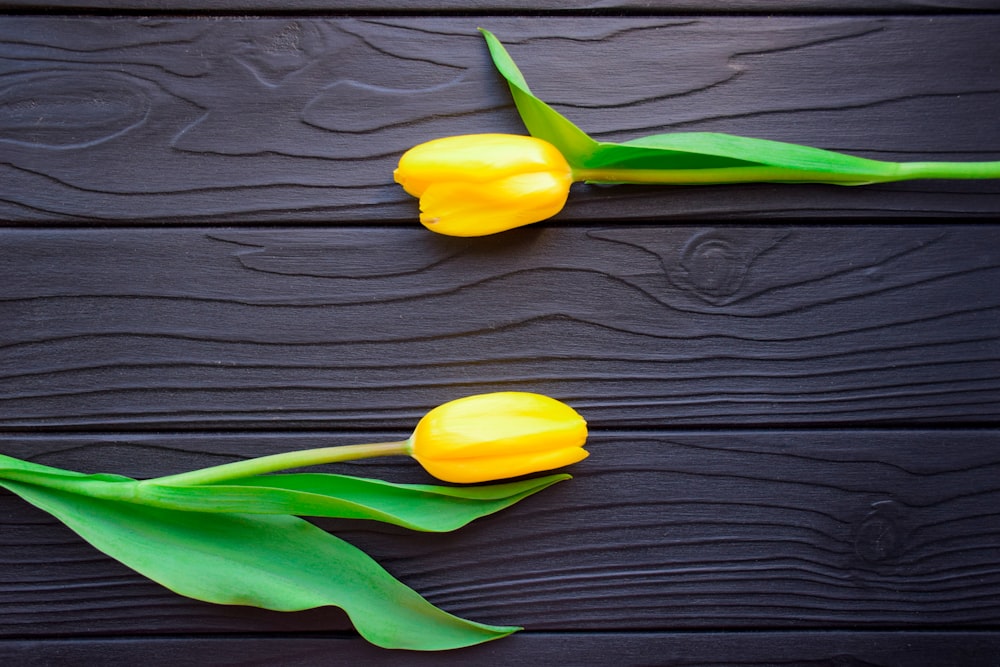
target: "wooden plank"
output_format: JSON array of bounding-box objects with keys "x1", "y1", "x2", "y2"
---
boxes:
[
  {"x1": 4, "y1": 1, "x2": 998, "y2": 11},
  {"x1": 1, "y1": 16, "x2": 998, "y2": 223},
  {"x1": 2, "y1": 632, "x2": 999, "y2": 666},
  {"x1": 3, "y1": 225, "x2": 1000, "y2": 429},
  {"x1": 2, "y1": 430, "x2": 1000, "y2": 635}
]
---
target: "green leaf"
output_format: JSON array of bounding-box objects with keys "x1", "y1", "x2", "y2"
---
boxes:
[
  {"x1": 583, "y1": 131, "x2": 897, "y2": 182},
  {"x1": 479, "y1": 28, "x2": 598, "y2": 166},
  {"x1": 0, "y1": 455, "x2": 137, "y2": 499},
  {"x1": 477, "y1": 29, "x2": 948, "y2": 185},
  {"x1": 136, "y1": 472, "x2": 569, "y2": 532},
  {"x1": 0, "y1": 478, "x2": 518, "y2": 650},
  {"x1": 0, "y1": 453, "x2": 131, "y2": 482},
  {"x1": 0, "y1": 459, "x2": 568, "y2": 532}
]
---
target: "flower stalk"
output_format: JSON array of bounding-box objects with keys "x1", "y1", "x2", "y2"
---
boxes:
[{"x1": 147, "y1": 440, "x2": 411, "y2": 487}]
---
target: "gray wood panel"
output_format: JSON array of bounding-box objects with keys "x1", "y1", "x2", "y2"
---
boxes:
[
  {"x1": 2, "y1": 430, "x2": 999, "y2": 635},
  {"x1": 3, "y1": 226, "x2": 999, "y2": 429},
  {"x1": 2, "y1": 6, "x2": 999, "y2": 663},
  {"x1": 4, "y1": 1, "x2": 998, "y2": 10},
  {"x1": 2, "y1": 632, "x2": 999, "y2": 667},
  {"x1": 1, "y1": 17, "x2": 998, "y2": 222}
]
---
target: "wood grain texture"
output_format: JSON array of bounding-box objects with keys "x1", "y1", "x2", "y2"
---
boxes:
[
  {"x1": 1, "y1": 16, "x2": 999, "y2": 223},
  {"x1": 2, "y1": 430, "x2": 1000, "y2": 635},
  {"x1": 2, "y1": 7, "x2": 999, "y2": 661},
  {"x1": 3, "y1": 225, "x2": 999, "y2": 429},
  {"x1": 2, "y1": 632, "x2": 999, "y2": 667},
  {"x1": 4, "y1": 1, "x2": 999, "y2": 11}
]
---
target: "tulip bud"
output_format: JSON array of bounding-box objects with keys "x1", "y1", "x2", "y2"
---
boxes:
[
  {"x1": 407, "y1": 392, "x2": 588, "y2": 483},
  {"x1": 394, "y1": 134, "x2": 573, "y2": 237}
]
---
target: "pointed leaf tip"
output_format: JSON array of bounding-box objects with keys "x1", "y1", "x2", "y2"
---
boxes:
[{"x1": 478, "y1": 28, "x2": 597, "y2": 166}]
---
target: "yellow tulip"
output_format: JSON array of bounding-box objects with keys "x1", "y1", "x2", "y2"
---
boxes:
[
  {"x1": 393, "y1": 134, "x2": 573, "y2": 237},
  {"x1": 407, "y1": 392, "x2": 588, "y2": 483}
]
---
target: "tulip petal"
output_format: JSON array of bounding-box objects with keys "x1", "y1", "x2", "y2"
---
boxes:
[
  {"x1": 426, "y1": 415, "x2": 587, "y2": 459},
  {"x1": 409, "y1": 392, "x2": 589, "y2": 483},
  {"x1": 419, "y1": 447, "x2": 589, "y2": 484},
  {"x1": 413, "y1": 392, "x2": 587, "y2": 459},
  {"x1": 419, "y1": 171, "x2": 570, "y2": 236},
  {"x1": 396, "y1": 133, "x2": 571, "y2": 198}
]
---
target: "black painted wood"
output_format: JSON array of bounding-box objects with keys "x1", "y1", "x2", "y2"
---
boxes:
[
  {"x1": 3, "y1": 430, "x2": 1000, "y2": 635},
  {"x1": 3, "y1": 226, "x2": 999, "y2": 430},
  {"x1": 2, "y1": 632, "x2": 999, "y2": 667},
  {"x1": 1, "y1": 17, "x2": 998, "y2": 222}
]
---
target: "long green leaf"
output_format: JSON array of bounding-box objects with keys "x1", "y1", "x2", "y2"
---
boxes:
[
  {"x1": 478, "y1": 28, "x2": 885, "y2": 180},
  {"x1": 0, "y1": 479, "x2": 518, "y2": 650},
  {"x1": 137, "y1": 472, "x2": 569, "y2": 531},
  {"x1": 480, "y1": 28, "x2": 1000, "y2": 184},
  {"x1": 585, "y1": 132, "x2": 897, "y2": 181},
  {"x1": 0, "y1": 460, "x2": 567, "y2": 532},
  {"x1": 0, "y1": 453, "x2": 131, "y2": 482}
]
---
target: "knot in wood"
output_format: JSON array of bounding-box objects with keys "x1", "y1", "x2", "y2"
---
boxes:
[
  {"x1": 854, "y1": 500, "x2": 905, "y2": 563},
  {"x1": 676, "y1": 232, "x2": 749, "y2": 299}
]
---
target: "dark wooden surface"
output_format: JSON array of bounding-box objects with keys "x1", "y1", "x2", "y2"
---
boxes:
[
  {"x1": 3, "y1": 6, "x2": 1000, "y2": 666},
  {"x1": 4, "y1": 1, "x2": 999, "y2": 11},
  {"x1": 5, "y1": 430, "x2": 1000, "y2": 633},
  {"x1": 3, "y1": 632, "x2": 1000, "y2": 667},
  {"x1": 4, "y1": 225, "x2": 1000, "y2": 429},
  {"x1": 3, "y1": 16, "x2": 1000, "y2": 222}
]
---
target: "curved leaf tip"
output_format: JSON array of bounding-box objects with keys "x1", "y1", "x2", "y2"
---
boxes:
[{"x1": 478, "y1": 28, "x2": 598, "y2": 167}]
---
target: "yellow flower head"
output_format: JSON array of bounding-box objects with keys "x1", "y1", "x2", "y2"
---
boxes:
[
  {"x1": 408, "y1": 392, "x2": 588, "y2": 483},
  {"x1": 394, "y1": 134, "x2": 573, "y2": 237}
]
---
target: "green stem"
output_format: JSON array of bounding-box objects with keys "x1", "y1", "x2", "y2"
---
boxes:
[
  {"x1": 894, "y1": 161, "x2": 1000, "y2": 180},
  {"x1": 146, "y1": 440, "x2": 413, "y2": 487},
  {"x1": 573, "y1": 161, "x2": 1000, "y2": 186}
]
